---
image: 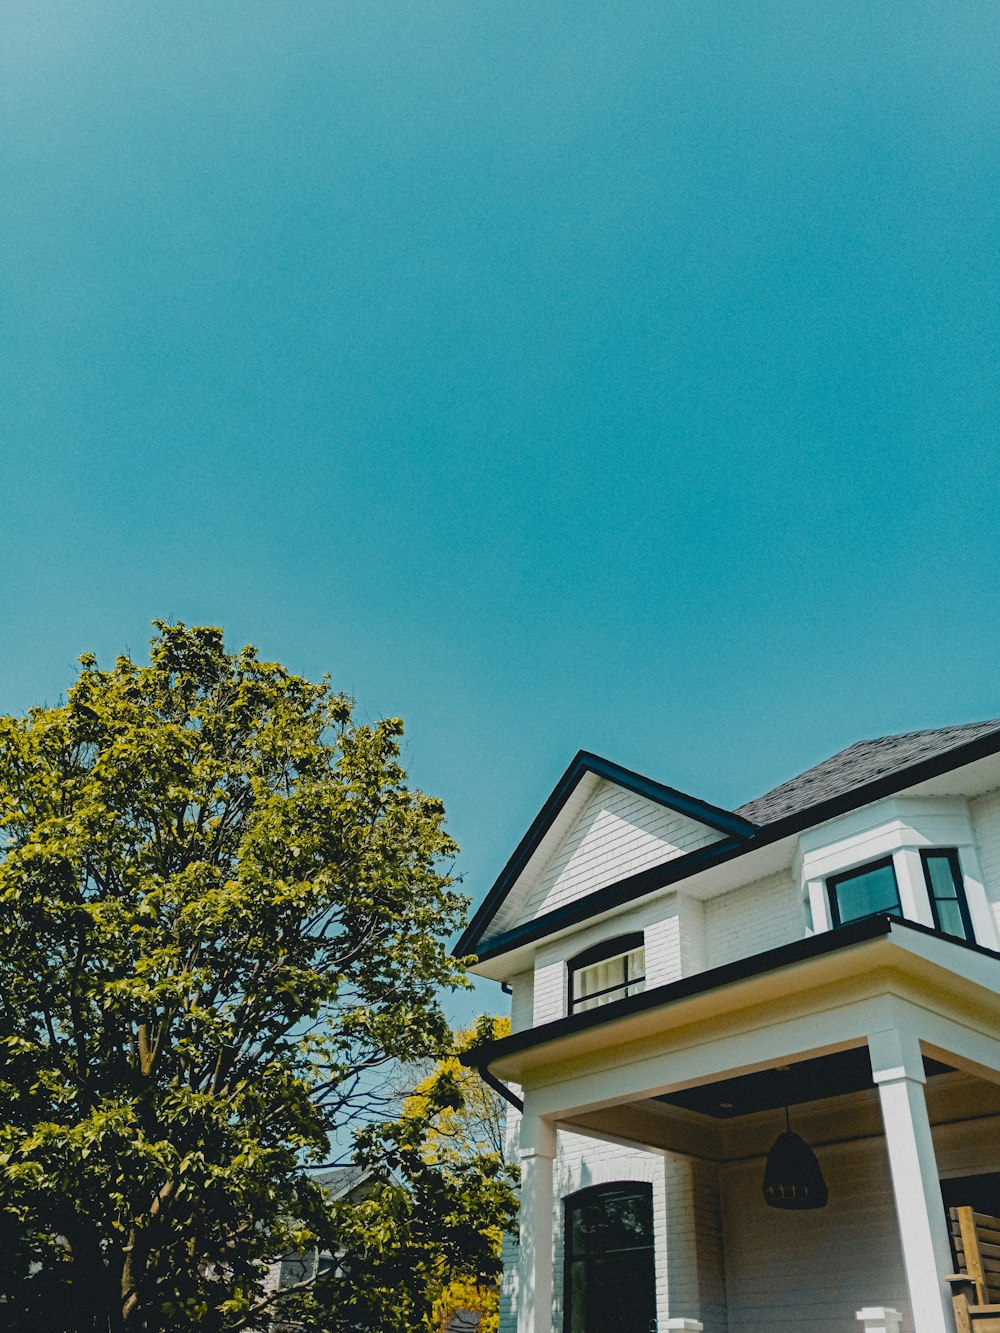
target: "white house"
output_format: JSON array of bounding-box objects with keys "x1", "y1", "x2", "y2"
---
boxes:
[{"x1": 458, "y1": 720, "x2": 1000, "y2": 1333}]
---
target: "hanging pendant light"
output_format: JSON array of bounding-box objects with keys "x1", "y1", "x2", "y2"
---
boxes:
[{"x1": 762, "y1": 1106, "x2": 829, "y2": 1210}]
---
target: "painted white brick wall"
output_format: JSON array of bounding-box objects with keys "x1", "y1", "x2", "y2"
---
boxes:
[
  {"x1": 531, "y1": 894, "x2": 688, "y2": 1023},
  {"x1": 719, "y1": 1111, "x2": 1000, "y2": 1333},
  {"x1": 510, "y1": 969, "x2": 534, "y2": 1034},
  {"x1": 533, "y1": 960, "x2": 567, "y2": 1026},
  {"x1": 645, "y1": 912, "x2": 683, "y2": 988},
  {"x1": 489, "y1": 780, "x2": 725, "y2": 942},
  {"x1": 500, "y1": 1112, "x2": 1000, "y2": 1333},
  {"x1": 971, "y1": 788, "x2": 1000, "y2": 937},
  {"x1": 529, "y1": 885, "x2": 723, "y2": 1025},
  {"x1": 705, "y1": 872, "x2": 803, "y2": 969},
  {"x1": 662, "y1": 1153, "x2": 727, "y2": 1330},
  {"x1": 721, "y1": 1135, "x2": 907, "y2": 1333},
  {"x1": 551, "y1": 1132, "x2": 664, "y2": 1333}
]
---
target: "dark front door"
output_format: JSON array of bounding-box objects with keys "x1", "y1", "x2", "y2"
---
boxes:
[{"x1": 564, "y1": 1182, "x2": 656, "y2": 1333}]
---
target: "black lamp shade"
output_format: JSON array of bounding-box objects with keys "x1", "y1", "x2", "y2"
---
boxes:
[{"x1": 762, "y1": 1130, "x2": 829, "y2": 1210}]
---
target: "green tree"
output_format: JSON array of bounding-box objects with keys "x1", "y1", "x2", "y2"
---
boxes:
[
  {"x1": 0, "y1": 623, "x2": 467, "y2": 1333},
  {"x1": 287, "y1": 1017, "x2": 517, "y2": 1333}
]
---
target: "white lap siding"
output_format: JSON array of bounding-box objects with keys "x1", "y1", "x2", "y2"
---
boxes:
[
  {"x1": 971, "y1": 788, "x2": 1000, "y2": 937},
  {"x1": 488, "y1": 779, "x2": 725, "y2": 942}
]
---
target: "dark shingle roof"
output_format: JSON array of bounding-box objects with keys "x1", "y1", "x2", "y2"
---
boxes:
[
  {"x1": 443, "y1": 1313, "x2": 482, "y2": 1333},
  {"x1": 735, "y1": 719, "x2": 1000, "y2": 826},
  {"x1": 311, "y1": 1164, "x2": 370, "y2": 1198}
]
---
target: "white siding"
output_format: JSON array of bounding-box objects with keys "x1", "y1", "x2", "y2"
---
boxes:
[
  {"x1": 509, "y1": 970, "x2": 534, "y2": 1034},
  {"x1": 530, "y1": 890, "x2": 710, "y2": 1024},
  {"x1": 971, "y1": 788, "x2": 1000, "y2": 937},
  {"x1": 487, "y1": 779, "x2": 724, "y2": 941},
  {"x1": 705, "y1": 872, "x2": 803, "y2": 969}
]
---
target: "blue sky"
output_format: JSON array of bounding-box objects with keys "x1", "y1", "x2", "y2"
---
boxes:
[{"x1": 2, "y1": 2, "x2": 998, "y2": 1023}]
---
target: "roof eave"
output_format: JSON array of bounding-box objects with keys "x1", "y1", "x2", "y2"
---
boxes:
[
  {"x1": 455, "y1": 750, "x2": 755, "y2": 958},
  {"x1": 464, "y1": 727, "x2": 1000, "y2": 969},
  {"x1": 462, "y1": 915, "x2": 1000, "y2": 1080}
]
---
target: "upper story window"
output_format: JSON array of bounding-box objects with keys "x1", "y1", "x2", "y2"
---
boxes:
[
  {"x1": 827, "y1": 857, "x2": 901, "y2": 927},
  {"x1": 569, "y1": 933, "x2": 646, "y2": 1014},
  {"x1": 921, "y1": 848, "x2": 974, "y2": 941}
]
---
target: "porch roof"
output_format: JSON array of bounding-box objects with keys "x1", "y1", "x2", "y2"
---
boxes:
[{"x1": 462, "y1": 915, "x2": 1000, "y2": 1086}]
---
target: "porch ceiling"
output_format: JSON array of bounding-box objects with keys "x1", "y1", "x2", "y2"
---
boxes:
[{"x1": 657, "y1": 1045, "x2": 953, "y2": 1119}]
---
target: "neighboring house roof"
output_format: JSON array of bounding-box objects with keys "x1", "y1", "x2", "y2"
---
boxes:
[
  {"x1": 736, "y1": 719, "x2": 1000, "y2": 826},
  {"x1": 444, "y1": 1312, "x2": 482, "y2": 1332},
  {"x1": 461, "y1": 718, "x2": 1000, "y2": 962},
  {"x1": 311, "y1": 1164, "x2": 373, "y2": 1200}
]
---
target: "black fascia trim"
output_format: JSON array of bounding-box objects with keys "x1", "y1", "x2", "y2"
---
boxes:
[
  {"x1": 467, "y1": 727, "x2": 1000, "y2": 966},
  {"x1": 463, "y1": 915, "x2": 893, "y2": 1068},
  {"x1": 471, "y1": 836, "x2": 746, "y2": 963},
  {"x1": 454, "y1": 751, "x2": 756, "y2": 958},
  {"x1": 462, "y1": 914, "x2": 1000, "y2": 1071}
]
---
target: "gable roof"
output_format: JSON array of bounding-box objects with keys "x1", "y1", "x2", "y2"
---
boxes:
[
  {"x1": 311, "y1": 1164, "x2": 373, "y2": 1199},
  {"x1": 737, "y1": 718, "x2": 1000, "y2": 825},
  {"x1": 454, "y1": 751, "x2": 757, "y2": 958},
  {"x1": 460, "y1": 718, "x2": 1000, "y2": 964}
]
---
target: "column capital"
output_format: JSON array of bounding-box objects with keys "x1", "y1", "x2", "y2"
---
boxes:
[
  {"x1": 518, "y1": 1111, "x2": 556, "y2": 1160},
  {"x1": 868, "y1": 1025, "x2": 925, "y2": 1085},
  {"x1": 856, "y1": 1308, "x2": 903, "y2": 1333}
]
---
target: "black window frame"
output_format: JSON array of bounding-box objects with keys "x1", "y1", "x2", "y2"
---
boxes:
[
  {"x1": 920, "y1": 847, "x2": 975, "y2": 943},
  {"x1": 568, "y1": 932, "x2": 645, "y2": 1014},
  {"x1": 826, "y1": 855, "x2": 902, "y2": 928},
  {"x1": 563, "y1": 1180, "x2": 655, "y2": 1333}
]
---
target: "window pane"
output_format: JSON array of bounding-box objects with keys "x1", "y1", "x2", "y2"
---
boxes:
[
  {"x1": 573, "y1": 948, "x2": 645, "y2": 1012},
  {"x1": 925, "y1": 853, "x2": 960, "y2": 901},
  {"x1": 576, "y1": 957, "x2": 625, "y2": 1000},
  {"x1": 934, "y1": 897, "x2": 967, "y2": 939},
  {"x1": 831, "y1": 862, "x2": 900, "y2": 924},
  {"x1": 566, "y1": 1184, "x2": 655, "y2": 1333},
  {"x1": 923, "y1": 851, "x2": 971, "y2": 940}
]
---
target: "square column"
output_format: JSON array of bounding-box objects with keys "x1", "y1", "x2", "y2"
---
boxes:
[
  {"x1": 518, "y1": 1109, "x2": 556, "y2": 1333},
  {"x1": 869, "y1": 1026, "x2": 955, "y2": 1333}
]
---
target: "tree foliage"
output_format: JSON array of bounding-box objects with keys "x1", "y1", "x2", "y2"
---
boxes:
[
  {"x1": 280, "y1": 1017, "x2": 517, "y2": 1333},
  {"x1": 0, "y1": 623, "x2": 467, "y2": 1332}
]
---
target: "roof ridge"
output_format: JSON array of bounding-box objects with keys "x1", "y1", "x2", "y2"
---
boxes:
[
  {"x1": 862, "y1": 717, "x2": 1000, "y2": 744},
  {"x1": 735, "y1": 715, "x2": 1000, "y2": 824}
]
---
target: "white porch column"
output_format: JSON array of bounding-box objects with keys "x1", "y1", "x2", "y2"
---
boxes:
[
  {"x1": 869, "y1": 1026, "x2": 955, "y2": 1333},
  {"x1": 518, "y1": 1109, "x2": 556, "y2": 1333}
]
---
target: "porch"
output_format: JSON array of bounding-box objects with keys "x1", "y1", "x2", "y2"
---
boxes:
[{"x1": 473, "y1": 916, "x2": 1000, "y2": 1333}]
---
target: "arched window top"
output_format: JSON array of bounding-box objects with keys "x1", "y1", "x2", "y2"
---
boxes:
[
  {"x1": 568, "y1": 932, "x2": 644, "y2": 971},
  {"x1": 568, "y1": 934, "x2": 645, "y2": 1014},
  {"x1": 564, "y1": 1182, "x2": 655, "y2": 1332}
]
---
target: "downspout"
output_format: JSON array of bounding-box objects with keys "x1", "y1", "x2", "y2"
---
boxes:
[{"x1": 471, "y1": 1062, "x2": 524, "y2": 1113}]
